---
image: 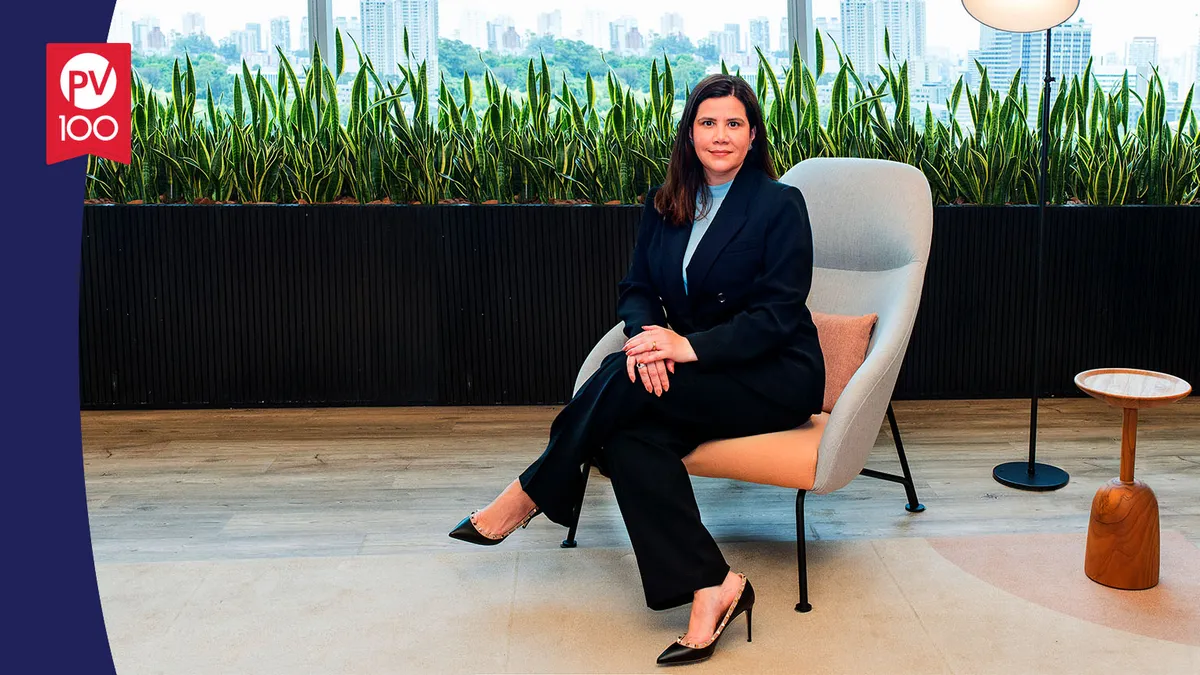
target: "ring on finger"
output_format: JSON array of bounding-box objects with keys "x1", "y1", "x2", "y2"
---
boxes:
[{"x1": 637, "y1": 363, "x2": 647, "y2": 370}]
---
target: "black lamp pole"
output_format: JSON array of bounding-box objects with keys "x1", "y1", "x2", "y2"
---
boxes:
[{"x1": 992, "y1": 27, "x2": 1070, "y2": 491}]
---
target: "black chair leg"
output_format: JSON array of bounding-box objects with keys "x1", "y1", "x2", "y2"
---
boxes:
[
  {"x1": 886, "y1": 404, "x2": 926, "y2": 513},
  {"x1": 561, "y1": 460, "x2": 591, "y2": 548},
  {"x1": 795, "y1": 489, "x2": 812, "y2": 613}
]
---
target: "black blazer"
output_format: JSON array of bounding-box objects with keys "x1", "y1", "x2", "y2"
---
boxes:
[{"x1": 616, "y1": 166, "x2": 825, "y2": 414}]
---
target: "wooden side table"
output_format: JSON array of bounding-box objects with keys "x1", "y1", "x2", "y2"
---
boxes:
[{"x1": 1075, "y1": 368, "x2": 1191, "y2": 590}]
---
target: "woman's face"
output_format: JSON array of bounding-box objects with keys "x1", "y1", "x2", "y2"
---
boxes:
[{"x1": 690, "y1": 95, "x2": 757, "y2": 185}]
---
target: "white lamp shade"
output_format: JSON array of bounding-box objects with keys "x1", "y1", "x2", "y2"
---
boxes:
[{"x1": 962, "y1": 0, "x2": 1080, "y2": 33}]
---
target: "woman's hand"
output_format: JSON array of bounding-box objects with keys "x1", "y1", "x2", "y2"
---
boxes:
[
  {"x1": 624, "y1": 325, "x2": 698, "y2": 365},
  {"x1": 626, "y1": 354, "x2": 674, "y2": 396}
]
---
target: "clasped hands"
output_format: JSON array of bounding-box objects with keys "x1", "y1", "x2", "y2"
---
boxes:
[{"x1": 623, "y1": 325, "x2": 698, "y2": 397}]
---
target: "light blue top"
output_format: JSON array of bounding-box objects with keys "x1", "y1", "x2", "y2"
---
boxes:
[{"x1": 682, "y1": 179, "x2": 733, "y2": 294}]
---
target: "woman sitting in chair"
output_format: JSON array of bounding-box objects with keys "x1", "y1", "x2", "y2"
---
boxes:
[{"x1": 449, "y1": 73, "x2": 825, "y2": 666}]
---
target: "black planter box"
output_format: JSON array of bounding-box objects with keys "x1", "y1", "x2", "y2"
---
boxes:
[{"x1": 79, "y1": 204, "x2": 1199, "y2": 408}]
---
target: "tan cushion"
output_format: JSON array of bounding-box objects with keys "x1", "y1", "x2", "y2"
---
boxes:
[
  {"x1": 812, "y1": 311, "x2": 878, "y2": 412},
  {"x1": 683, "y1": 413, "x2": 828, "y2": 490}
]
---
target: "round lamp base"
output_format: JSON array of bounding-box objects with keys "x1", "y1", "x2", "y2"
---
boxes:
[{"x1": 992, "y1": 462, "x2": 1069, "y2": 491}]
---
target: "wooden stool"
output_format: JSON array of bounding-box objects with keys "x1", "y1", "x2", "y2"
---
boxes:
[{"x1": 1075, "y1": 368, "x2": 1191, "y2": 590}]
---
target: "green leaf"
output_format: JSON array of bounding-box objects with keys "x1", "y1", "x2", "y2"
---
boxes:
[
  {"x1": 232, "y1": 76, "x2": 244, "y2": 126},
  {"x1": 335, "y1": 28, "x2": 345, "y2": 79},
  {"x1": 206, "y1": 83, "x2": 218, "y2": 132},
  {"x1": 185, "y1": 54, "x2": 196, "y2": 99},
  {"x1": 278, "y1": 47, "x2": 302, "y2": 98},
  {"x1": 172, "y1": 59, "x2": 184, "y2": 126},
  {"x1": 810, "y1": 29, "x2": 824, "y2": 81}
]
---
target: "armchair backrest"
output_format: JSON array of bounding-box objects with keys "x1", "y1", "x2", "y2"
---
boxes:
[{"x1": 779, "y1": 157, "x2": 933, "y2": 493}]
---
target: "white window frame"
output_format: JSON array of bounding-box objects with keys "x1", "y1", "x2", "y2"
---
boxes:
[
  {"x1": 307, "y1": 0, "x2": 333, "y2": 57},
  {"x1": 787, "y1": 0, "x2": 816, "y2": 67}
]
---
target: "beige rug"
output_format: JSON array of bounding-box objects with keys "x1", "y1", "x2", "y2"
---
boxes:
[{"x1": 97, "y1": 532, "x2": 1200, "y2": 674}]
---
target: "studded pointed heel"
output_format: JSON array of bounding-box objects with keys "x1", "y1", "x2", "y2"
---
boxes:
[
  {"x1": 448, "y1": 505, "x2": 540, "y2": 546},
  {"x1": 655, "y1": 573, "x2": 755, "y2": 667}
]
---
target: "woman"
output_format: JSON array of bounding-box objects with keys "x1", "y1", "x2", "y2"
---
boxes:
[{"x1": 449, "y1": 74, "x2": 825, "y2": 667}]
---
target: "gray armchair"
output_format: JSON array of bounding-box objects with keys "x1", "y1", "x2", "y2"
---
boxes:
[{"x1": 565, "y1": 157, "x2": 935, "y2": 612}]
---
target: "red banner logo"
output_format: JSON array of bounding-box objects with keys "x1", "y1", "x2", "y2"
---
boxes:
[{"x1": 46, "y1": 43, "x2": 131, "y2": 165}]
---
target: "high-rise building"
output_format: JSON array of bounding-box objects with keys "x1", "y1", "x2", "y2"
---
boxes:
[
  {"x1": 967, "y1": 27, "x2": 1012, "y2": 85},
  {"x1": 537, "y1": 10, "x2": 562, "y2": 38},
  {"x1": 300, "y1": 15, "x2": 310, "y2": 51},
  {"x1": 750, "y1": 18, "x2": 770, "y2": 54},
  {"x1": 779, "y1": 17, "x2": 789, "y2": 54},
  {"x1": 1045, "y1": 20, "x2": 1092, "y2": 97},
  {"x1": 233, "y1": 29, "x2": 258, "y2": 57},
  {"x1": 724, "y1": 23, "x2": 741, "y2": 54},
  {"x1": 661, "y1": 13, "x2": 684, "y2": 38},
  {"x1": 500, "y1": 26, "x2": 522, "y2": 54},
  {"x1": 840, "y1": 0, "x2": 925, "y2": 69},
  {"x1": 360, "y1": 1, "x2": 396, "y2": 72},
  {"x1": 969, "y1": 19, "x2": 1092, "y2": 105},
  {"x1": 711, "y1": 25, "x2": 739, "y2": 57},
  {"x1": 228, "y1": 29, "x2": 243, "y2": 52},
  {"x1": 182, "y1": 12, "x2": 205, "y2": 36},
  {"x1": 243, "y1": 23, "x2": 263, "y2": 54},
  {"x1": 270, "y1": 17, "x2": 292, "y2": 53},
  {"x1": 879, "y1": 0, "x2": 925, "y2": 60},
  {"x1": 610, "y1": 17, "x2": 636, "y2": 53},
  {"x1": 359, "y1": 0, "x2": 437, "y2": 81},
  {"x1": 487, "y1": 16, "x2": 514, "y2": 52},
  {"x1": 131, "y1": 21, "x2": 147, "y2": 53},
  {"x1": 626, "y1": 27, "x2": 645, "y2": 53},
  {"x1": 1126, "y1": 37, "x2": 1159, "y2": 69},
  {"x1": 395, "y1": 0, "x2": 438, "y2": 80},
  {"x1": 840, "y1": 1, "x2": 882, "y2": 68},
  {"x1": 145, "y1": 26, "x2": 167, "y2": 54},
  {"x1": 131, "y1": 16, "x2": 159, "y2": 53},
  {"x1": 1127, "y1": 37, "x2": 1159, "y2": 97},
  {"x1": 1037, "y1": 20, "x2": 1092, "y2": 91}
]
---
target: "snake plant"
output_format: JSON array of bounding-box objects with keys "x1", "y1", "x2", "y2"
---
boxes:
[{"x1": 86, "y1": 29, "x2": 1200, "y2": 206}]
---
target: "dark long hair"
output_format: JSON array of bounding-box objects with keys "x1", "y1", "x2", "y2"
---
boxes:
[{"x1": 653, "y1": 74, "x2": 776, "y2": 226}]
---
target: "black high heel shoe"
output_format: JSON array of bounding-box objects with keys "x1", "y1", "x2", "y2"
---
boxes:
[
  {"x1": 448, "y1": 505, "x2": 540, "y2": 546},
  {"x1": 656, "y1": 574, "x2": 755, "y2": 667}
]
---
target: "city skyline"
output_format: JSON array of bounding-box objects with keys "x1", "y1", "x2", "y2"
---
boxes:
[
  {"x1": 111, "y1": 0, "x2": 1200, "y2": 127},
  {"x1": 108, "y1": 0, "x2": 1200, "y2": 64}
]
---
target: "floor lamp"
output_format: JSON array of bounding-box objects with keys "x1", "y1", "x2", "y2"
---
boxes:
[{"x1": 962, "y1": 0, "x2": 1079, "y2": 491}]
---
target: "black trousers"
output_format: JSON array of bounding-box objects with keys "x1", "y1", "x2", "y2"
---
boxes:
[{"x1": 518, "y1": 351, "x2": 815, "y2": 611}]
